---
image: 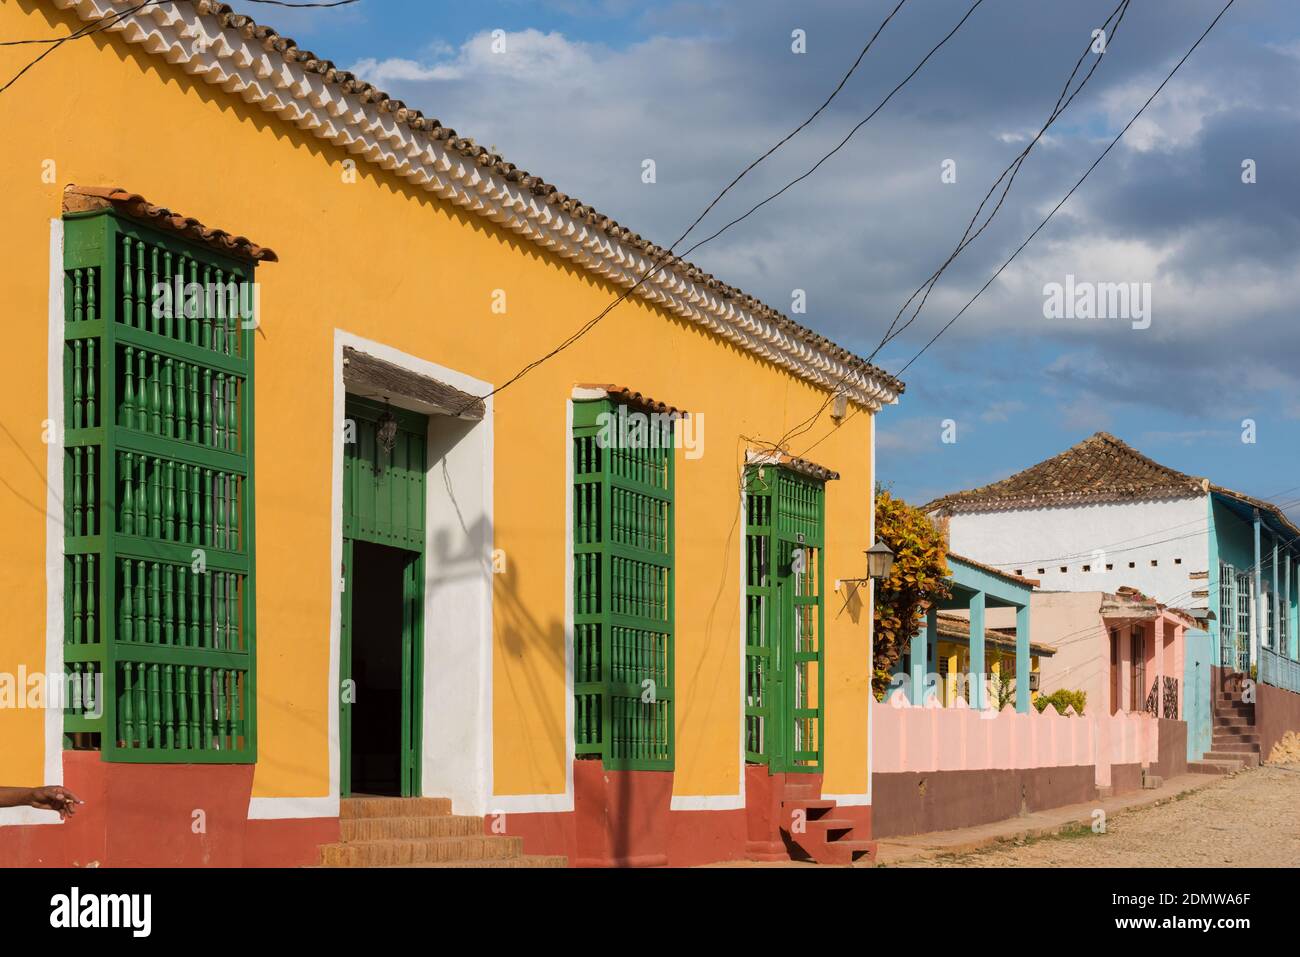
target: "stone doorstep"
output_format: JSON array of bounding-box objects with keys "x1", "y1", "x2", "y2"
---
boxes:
[
  {"x1": 322, "y1": 797, "x2": 568, "y2": 868},
  {"x1": 339, "y1": 796, "x2": 452, "y2": 819},
  {"x1": 341, "y1": 814, "x2": 485, "y2": 841},
  {"x1": 318, "y1": 834, "x2": 526, "y2": 867},
  {"x1": 870, "y1": 772, "x2": 1223, "y2": 866}
]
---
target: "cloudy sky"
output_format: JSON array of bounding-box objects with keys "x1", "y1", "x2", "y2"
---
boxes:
[{"x1": 279, "y1": 0, "x2": 1299, "y2": 513}]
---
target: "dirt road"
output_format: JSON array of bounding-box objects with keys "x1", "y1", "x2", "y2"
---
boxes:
[{"x1": 903, "y1": 764, "x2": 1300, "y2": 867}]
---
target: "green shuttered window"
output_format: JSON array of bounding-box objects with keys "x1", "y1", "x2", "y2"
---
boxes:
[
  {"x1": 573, "y1": 398, "x2": 675, "y2": 771},
  {"x1": 62, "y1": 210, "x2": 258, "y2": 762},
  {"x1": 744, "y1": 465, "x2": 825, "y2": 773}
]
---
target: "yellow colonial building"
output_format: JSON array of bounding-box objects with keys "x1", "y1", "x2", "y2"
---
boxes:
[{"x1": 0, "y1": 0, "x2": 900, "y2": 867}]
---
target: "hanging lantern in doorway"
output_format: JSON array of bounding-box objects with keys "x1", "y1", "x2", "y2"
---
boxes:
[{"x1": 376, "y1": 402, "x2": 398, "y2": 455}]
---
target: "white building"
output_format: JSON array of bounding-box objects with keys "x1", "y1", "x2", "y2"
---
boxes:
[{"x1": 924, "y1": 431, "x2": 1299, "y2": 675}]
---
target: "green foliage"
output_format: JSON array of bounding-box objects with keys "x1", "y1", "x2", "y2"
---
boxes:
[
  {"x1": 1034, "y1": 688, "x2": 1087, "y2": 715},
  {"x1": 990, "y1": 664, "x2": 1017, "y2": 712},
  {"x1": 872, "y1": 490, "x2": 950, "y2": 699}
]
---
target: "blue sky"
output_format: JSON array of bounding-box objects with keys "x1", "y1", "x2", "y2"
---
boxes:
[{"x1": 278, "y1": 0, "x2": 1300, "y2": 515}]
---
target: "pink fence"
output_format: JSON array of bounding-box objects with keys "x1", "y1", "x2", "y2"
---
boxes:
[{"x1": 872, "y1": 692, "x2": 1159, "y2": 788}]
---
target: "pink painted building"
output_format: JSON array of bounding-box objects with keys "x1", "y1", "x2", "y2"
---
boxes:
[{"x1": 1031, "y1": 589, "x2": 1193, "y2": 719}]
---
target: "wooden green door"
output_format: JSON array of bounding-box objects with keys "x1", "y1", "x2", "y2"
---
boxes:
[
  {"x1": 340, "y1": 537, "x2": 354, "y2": 795},
  {"x1": 340, "y1": 397, "x2": 426, "y2": 797},
  {"x1": 745, "y1": 467, "x2": 825, "y2": 773},
  {"x1": 399, "y1": 551, "x2": 424, "y2": 796}
]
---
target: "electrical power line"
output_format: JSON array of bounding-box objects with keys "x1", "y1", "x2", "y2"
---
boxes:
[
  {"x1": 894, "y1": 0, "x2": 1240, "y2": 376},
  {"x1": 980, "y1": 494, "x2": 1300, "y2": 572},
  {"x1": 670, "y1": 0, "x2": 911, "y2": 258},
  {"x1": 456, "y1": 0, "x2": 987, "y2": 415},
  {"x1": 869, "y1": 0, "x2": 1132, "y2": 360},
  {"x1": 789, "y1": 0, "x2": 1240, "y2": 479},
  {"x1": 748, "y1": 0, "x2": 1132, "y2": 464},
  {"x1": 0, "y1": 0, "x2": 176, "y2": 95}
]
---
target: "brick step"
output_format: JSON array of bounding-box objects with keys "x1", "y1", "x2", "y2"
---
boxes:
[
  {"x1": 341, "y1": 814, "x2": 484, "y2": 842},
  {"x1": 1204, "y1": 751, "x2": 1260, "y2": 768},
  {"x1": 339, "y1": 796, "x2": 452, "y2": 819},
  {"x1": 319, "y1": 835, "x2": 525, "y2": 867}
]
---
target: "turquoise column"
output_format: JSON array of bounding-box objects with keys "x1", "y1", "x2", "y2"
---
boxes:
[
  {"x1": 1289, "y1": 551, "x2": 1298, "y2": 660},
  {"x1": 1253, "y1": 511, "x2": 1262, "y2": 670},
  {"x1": 911, "y1": 606, "x2": 935, "y2": 706},
  {"x1": 969, "y1": 591, "x2": 986, "y2": 710},
  {"x1": 1273, "y1": 536, "x2": 1281, "y2": 652},
  {"x1": 927, "y1": 607, "x2": 939, "y2": 703},
  {"x1": 1015, "y1": 603, "x2": 1031, "y2": 713}
]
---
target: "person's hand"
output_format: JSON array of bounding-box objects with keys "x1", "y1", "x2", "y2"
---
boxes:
[{"x1": 28, "y1": 786, "x2": 82, "y2": 819}]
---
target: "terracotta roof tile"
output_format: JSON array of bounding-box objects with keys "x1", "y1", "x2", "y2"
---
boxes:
[
  {"x1": 746, "y1": 449, "x2": 840, "y2": 482},
  {"x1": 63, "y1": 185, "x2": 277, "y2": 263},
  {"x1": 575, "y1": 384, "x2": 687, "y2": 418},
  {"x1": 926, "y1": 432, "x2": 1206, "y2": 514},
  {"x1": 928, "y1": 431, "x2": 1300, "y2": 545},
  {"x1": 934, "y1": 613, "x2": 1056, "y2": 656}
]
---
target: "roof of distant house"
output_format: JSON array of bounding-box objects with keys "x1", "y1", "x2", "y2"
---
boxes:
[
  {"x1": 947, "y1": 551, "x2": 1037, "y2": 588},
  {"x1": 52, "y1": 0, "x2": 903, "y2": 411},
  {"x1": 925, "y1": 432, "x2": 1299, "y2": 538},
  {"x1": 934, "y1": 613, "x2": 1056, "y2": 656}
]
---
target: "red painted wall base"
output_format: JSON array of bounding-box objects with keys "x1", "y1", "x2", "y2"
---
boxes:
[
  {"x1": 490, "y1": 760, "x2": 872, "y2": 867},
  {"x1": 0, "y1": 752, "x2": 337, "y2": 867}
]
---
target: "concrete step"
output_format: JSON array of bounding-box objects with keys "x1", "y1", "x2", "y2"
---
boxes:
[
  {"x1": 1205, "y1": 751, "x2": 1260, "y2": 768},
  {"x1": 339, "y1": 796, "x2": 452, "y2": 819},
  {"x1": 803, "y1": 818, "x2": 856, "y2": 839},
  {"x1": 1213, "y1": 715, "x2": 1255, "y2": 728},
  {"x1": 319, "y1": 834, "x2": 525, "y2": 867},
  {"x1": 781, "y1": 799, "x2": 838, "y2": 821},
  {"x1": 1211, "y1": 731, "x2": 1259, "y2": 745},
  {"x1": 1209, "y1": 741, "x2": 1261, "y2": 754},
  {"x1": 1141, "y1": 772, "x2": 1163, "y2": 789},
  {"x1": 1214, "y1": 703, "x2": 1255, "y2": 716},
  {"x1": 341, "y1": 814, "x2": 484, "y2": 842},
  {"x1": 1212, "y1": 724, "x2": 1258, "y2": 735},
  {"x1": 808, "y1": 839, "x2": 877, "y2": 866},
  {"x1": 1188, "y1": 759, "x2": 1243, "y2": 775}
]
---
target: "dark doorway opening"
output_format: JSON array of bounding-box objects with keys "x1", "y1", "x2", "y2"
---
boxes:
[{"x1": 348, "y1": 540, "x2": 411, "y2": 796}]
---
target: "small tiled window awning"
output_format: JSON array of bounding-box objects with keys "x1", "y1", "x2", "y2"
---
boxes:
[
  {"x1": 745, "y1": 449, "x2": 840, "y2": 482},
  {"x1": 344, "y1": 347, "x2": 485, "y2": 421},
  {"x1": 573, "y1": 384, "x2": 687, "y2": 418},
  {"x1": 63, "y1": 185, "x2": 278, "y2": 263}
]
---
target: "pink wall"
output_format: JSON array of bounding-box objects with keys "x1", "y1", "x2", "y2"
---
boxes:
[
  {"x1": 872, "y1": 693, "x2": 1160, "y2": 789},
  {"x1": 1027, "y1": 591, "x2": 1111, "y2": 712},
  {"x1": 1031, "y1": 592, "x2": 1187, "y2": 719}
]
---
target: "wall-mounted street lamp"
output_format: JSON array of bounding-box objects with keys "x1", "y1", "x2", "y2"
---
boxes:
[
  {"x1": 866, "y1": 540, "x2": 896, "y2": 580},
  {"x1": 836, "y1": 541, "x2": 896, "y2": 593}
]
